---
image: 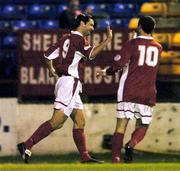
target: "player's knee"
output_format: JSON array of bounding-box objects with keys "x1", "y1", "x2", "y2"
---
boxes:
[
  {"x1": 74, "y1": 120, "x2": 85, "y2": 128},
  {"x1": 49, "y1": 120, "x2": 64, "y2": 130},
  {"x1": 55, "y1": 123, "x2": 64, "y2": 130},
  {"x1": 77, "y1": 122, "x2": 85, "y2": 128},
  {"x1": 115, "y1": 127, "x2": 126, "y2": 134}
]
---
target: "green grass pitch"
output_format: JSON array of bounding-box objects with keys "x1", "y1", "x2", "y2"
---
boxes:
[
  {"x1": 0, "y1": 163, "x2": 180, "y2": 171},
  {"x1": 0, "y1": 152, "x2": 179, "y2": 171}
]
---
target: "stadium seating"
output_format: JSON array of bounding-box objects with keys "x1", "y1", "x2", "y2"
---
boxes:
[
  {"x1": 85, "y1": 3, "x2": 107, "y2": 13},
  {"x1": 12, "y1": 20, "x2": 38, "y2": 30},
  {"x1": 161, "y1": 51, "x2": 180, "y2": 59},
  {"x1": 159, "y1": 61, "x2": 180, "y2": 75},
  {"x1": 13, "y1": 0, "x2": 64, "y2": 4},
  {"x1": 109, "y1": 3, "x2": 138, "y2": 17},
  {"x1": 128, "y1": 17, "x2": 139, "y2": 29},
  {"x1": 167, "y1": 3, "x2": 180, "y2": 17},
  {"x1": 38, "y1": 20, "x2": 59, "y2": 29},
  {"x1": 0, "y1": 21, "x2": 11, "y2": 29},
  {"x1": 0, "y1": 0, "x2": 12, "y2": 4},
  {"x1": 153, "y1": 33, "x2": 172, "y2": 50},
  {"x1": 2, "y1": 35, "x2": 17, "y2": 48},
  {"x1": 0, "y1": 5, "x2": 26, "y2": 19},
  {"x1": 57, "y1": 4, "x2": 68, "y2": 14},
  {"x1": 159, "y1": 51, "x2": 180, "y2": 75},
  {"x1": 27, "y1": 4, "x2": 55, "y2": 18},
  {"x1": 156, "y1": 17, "x2": 180, "y2": 29},
  {"x1": 111, "y1": 18, "x2": 128, "y2": 28},
  {"x1": 172, "y1": 58, "x2": 180, "y2": 75},
  {"x1": 0, "y1": 52, "x2": 17, "y2": 79},
  {"x1": 172, "y1": 32, "x2": 180, "y2": 49},
  {"x1": 0, "y1": 0, "x2": 179, "y2": 82},
  {"x1": 95, "y1": 18, "x2": 110, "y2": 28},
  {"x1": 140, "y1": 2, "x2": 167, "y2": 16}
]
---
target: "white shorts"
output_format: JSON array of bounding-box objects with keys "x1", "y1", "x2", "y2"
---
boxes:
[
  {"x1": 116, "y1": 102, "x2": 153, "y2": 124},
  {"x1": 54, "y1": 76, "x2": 83, "y2": 116}
]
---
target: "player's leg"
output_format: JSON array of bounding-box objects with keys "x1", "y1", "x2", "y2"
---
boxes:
[
  {"x1": 17, "y1": 109, "x2": 68, "y2": 163},
  {"x1": 24, "y1": 109, "x2": 68, "y2": 150},
  {"x1": 17, "y1": 76, "x2": 74, "y2": 163},
  {"x1": 70, "y1": 109, "x2": 90, "y2": 160},
  {"x1": 124, "y1": 104, "x2": 152, "y2": 163},
  {"x1": 128, "y1": 119, "x2": 149, "y2": 148},
  {"x1": 70, "y1": 109, "x2": 103, "y2": 163},
  {"x1": 112, "y1": 118, "x2": 129, "y2": 163},
  {"x1": 124, "y1": 119, "x2": 149, "y2": 163}
]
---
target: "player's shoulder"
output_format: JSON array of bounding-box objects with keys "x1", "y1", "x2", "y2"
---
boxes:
[
  {"x1": 149, "y1": 38, "x2": 163, "y2": 52},
  {"x1": 71, "y1": 31, "x2": 84, "y2": 40},
  {"x1": 61, "y1": 33, "x2": 71, "y2": 40},
  {"x1": 58, "y1": 33, "x2": 71, "y2": 44},
  {"x1": 70, "y1": 33, "x2": 84, "y2": 46}
]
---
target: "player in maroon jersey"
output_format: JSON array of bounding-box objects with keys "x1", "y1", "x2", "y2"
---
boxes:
[
  {"x1": 97, "y1": 16, "x2": 162, "y2": 163},
  {"x1": 17, "y1": 14, "x2": 112, "y2": 164}
]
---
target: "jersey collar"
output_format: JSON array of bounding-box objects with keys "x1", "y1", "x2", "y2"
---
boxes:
[
  {"x1": 137, "y1": 36, "x2": 153, "y2": 40},
  {"x1": 71, "y1": 31, "x2": 83, "y2": 37}
]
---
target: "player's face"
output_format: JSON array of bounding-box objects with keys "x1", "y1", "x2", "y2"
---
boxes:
[{"x1": 83, "y1": 19, "x2": 94, "y2": 36}]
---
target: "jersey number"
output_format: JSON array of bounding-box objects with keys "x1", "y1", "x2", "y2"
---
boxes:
[
  {"x1": 62, "y1": 39, "x2": 70, "y2": 58},
  {"x1": 138, "y1": 45, "x2": 159, "y2": 67}
]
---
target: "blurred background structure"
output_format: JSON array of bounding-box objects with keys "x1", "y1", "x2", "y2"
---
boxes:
[
  {"x1": 0, "y1": 0, "x2": 180, "y2": 157},
  {"x1": 0, "y1": 0, "x2": 179, "y2": 100}
]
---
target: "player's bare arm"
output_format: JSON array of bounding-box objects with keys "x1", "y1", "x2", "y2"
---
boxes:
[
  {"x1": 90, "y1": 25, "x2": 112, "y2": 59},
  {"x1": 44, "y1": 58, "x2": 59, "y2": 80}
]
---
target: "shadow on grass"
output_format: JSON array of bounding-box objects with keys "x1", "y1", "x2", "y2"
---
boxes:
[{"x1": 0, "y1": 151, "x2": 180, "y2": 164}]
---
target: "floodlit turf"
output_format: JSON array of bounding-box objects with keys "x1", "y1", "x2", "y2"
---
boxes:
[
  {"x1": 0, "y1": 152, "x2": 179, "y2": 171},
  {"x1": 0, "y1": 163, "x2": 180, "y2": 171}
]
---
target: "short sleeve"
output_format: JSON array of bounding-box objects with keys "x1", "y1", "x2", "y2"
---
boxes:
[
  {"x1": 115, "y1": 40, "x2": 133, "y2": 68},
  {"x1": 106, "y1": 40, "x2": 133, "y2": 75},
  {"x1": 44, "y1": 43, "x2": 59, "y2": 60}
]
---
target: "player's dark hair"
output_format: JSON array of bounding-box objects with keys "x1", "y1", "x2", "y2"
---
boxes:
[
  {"x1": 74, "y1": 14, "x2": 92, "y2": 29},
  {"x1": 138, "y1": 16, "x2": 156, "y2": 34}
]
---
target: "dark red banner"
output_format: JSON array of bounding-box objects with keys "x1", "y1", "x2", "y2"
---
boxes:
[{"x1": 18, "y1": 29, "x2": 132, "y2": 99}]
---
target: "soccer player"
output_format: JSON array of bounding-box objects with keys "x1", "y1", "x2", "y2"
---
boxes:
[
  {"x1": 97, "y1": 16, "x2": 162, "y2": 163},
  {"x1": 17, "y1": 14, "x2": 112, "y2": 163}
]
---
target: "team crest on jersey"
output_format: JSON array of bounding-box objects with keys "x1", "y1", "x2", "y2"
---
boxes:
[{"x1": 114, "y1": 54, "x2": 121, "y2": 61}]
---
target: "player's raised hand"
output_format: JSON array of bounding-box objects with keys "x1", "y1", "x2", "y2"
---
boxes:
[{"x1": 106, "y1": 21, "x2": 112, "y2": 41}]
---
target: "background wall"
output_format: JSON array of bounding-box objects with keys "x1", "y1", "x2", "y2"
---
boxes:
[{"x1": 0, "y1": 98, "x2": 180, "y2": 156}]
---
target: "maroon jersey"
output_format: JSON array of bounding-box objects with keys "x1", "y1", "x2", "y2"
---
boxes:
[
  {"x1": 107, "y1": 36, "x2": 163, "y2": 106},
  {"x1": 44, "y1": 31, "x2": 94, "y2": 82}
]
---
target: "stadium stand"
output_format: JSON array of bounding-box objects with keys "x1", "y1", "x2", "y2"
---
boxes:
[
  {"x1": 167, "y1": 2, "x2": 180, "y2": 17},
  {"x1": 128, "y1": 17, "x2": 139, "y2": 29},
  {"x1": 153, "y1": 33, "x2": 172, "y2": 50},
  {"x1": 140, "y1": 2, "x2": 167, "y2": 16},
  {"x1": 27, "y1": 5, "x2": 55, "y2": 19},
  {"x1": 2, "y1": 34, "x2": 17, "y2": 48},
  {"x1": 0, "y1": 5, "x2": 26, "y2": 19},
  {"x1": 12, "y1": 20, "x2": 38, "y2": 29},
  {"x1": 0, "y1": 0, "x2": 179, "y2": 97},
  {"x1": 38, "y1": 20, "x2": 59, "y2": 28},
  {"x1": 156, "y1": 17, "x2": 180, "y2": 29},
  {"x1": 0, "y1": 21, "x2": 11, "y2": 29},
  {"x1": 161, "y1": 51, "x2": 180, "y2": 60},
  {"x1": 172, "y1": 32, "x2": 180, "y2": 49},
  {"x1": 57, "y1": 4, "x2": 68, "y2": 14}
]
